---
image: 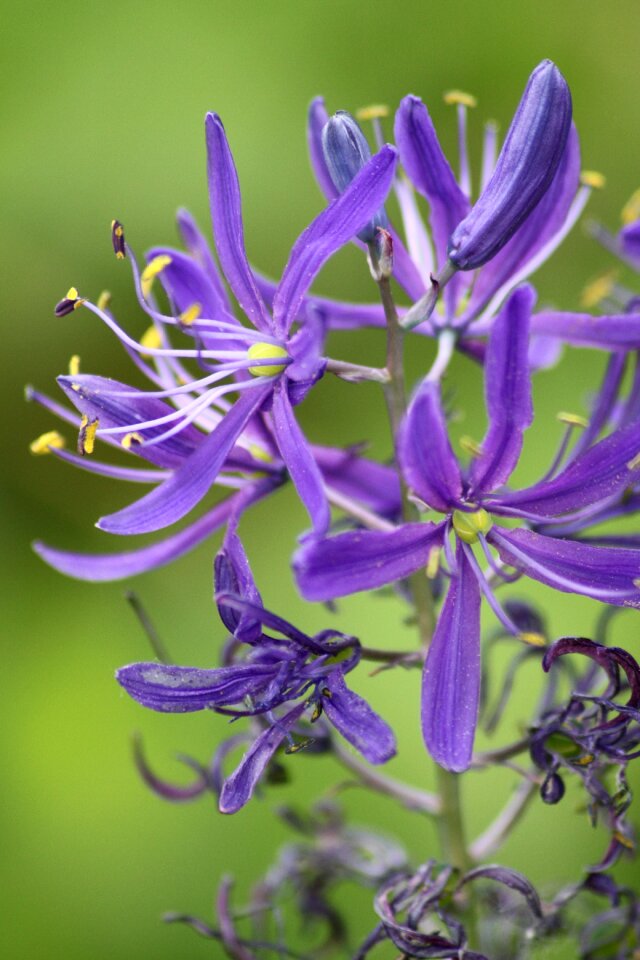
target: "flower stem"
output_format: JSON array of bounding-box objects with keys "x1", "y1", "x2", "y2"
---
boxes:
[{"x1": 435, "y1": 766, "x2": 473, "y2": 872}]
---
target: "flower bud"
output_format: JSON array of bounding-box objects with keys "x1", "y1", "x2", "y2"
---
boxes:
[
  {"x1": 448, "y1": 60, "x2": 572, "y2": 270},
  {"x1": 540, "y1": 771, "x2": 565, "y2": 804},
  {"x1": 322, "y1": 111, "x2": 389, "y2": 242}
]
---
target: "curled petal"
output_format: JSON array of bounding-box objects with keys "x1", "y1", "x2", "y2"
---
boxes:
[
  {"x1": 214, "y1": 532, "x2": 263, "y2": 642},
  {"x1": 219, "y1": 703, "x2": 307, "y2": 814},
  {"x1": 294, "y1": 522, "x2": 446, "y2": 601},
  {"x1": 459, "y1": 865, "x2": 543, "y2": 919},
  {"x1": 422, "y1": 543, "x2": 481, "y2": 772},
  {"x1": 543, "y1": 637, "x2": 640, "y2": 709},
  {"x1": 133, "y1": 735, "x2": 209, "y2": 802},
  {"x1": 321, "y1": 670, "x2": 396, "y2": 764}
]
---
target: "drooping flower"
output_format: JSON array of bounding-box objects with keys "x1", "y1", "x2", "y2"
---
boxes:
[
  {"x1": 117, "y1": 532, "x2": 396, "y2": 813},
  {"x1": 30, "y1": 114, "x2": 398, "y2": 579},
  {"x1": 294, "y1": 283, "x2": 640, "y2": 771}
]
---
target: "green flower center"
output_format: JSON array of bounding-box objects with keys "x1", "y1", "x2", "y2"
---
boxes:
[
  {"x1": 247, "y1": 342, "x2": 288, "y2": 377},
  {"x1": 452, "y1": 508, "x2": 493, "y2": 544}
]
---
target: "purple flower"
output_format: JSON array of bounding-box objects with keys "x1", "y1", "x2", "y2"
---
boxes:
[
  {"x1": 117, "y1": 533, "x2": 396, "y2": 813},
  {"x1": 294, "y1": 284, "x2": 640, "y2": 771},
  {"x1": 30, "y1": 113, "x2": 398, "y2": 580}
]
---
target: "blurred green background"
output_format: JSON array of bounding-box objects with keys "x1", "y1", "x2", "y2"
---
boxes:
[{"x1": 2, "y1": 0, "x2": 640, "y2": 955}]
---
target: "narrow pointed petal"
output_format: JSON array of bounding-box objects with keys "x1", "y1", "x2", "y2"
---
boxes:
[
  {"x1": 271, "y1": 379, "x2": 330, "y2": 534},
  {"x1": 307, "y1": 97, "x2": 339, "y2": 201},
  {"x1": 146, "y1": 246, "x2": 236, "y2": 325},
  {"x1": 322, "y1": 670, "x2": 396, "y2": 764},
  {"x1": 399, "y1": 380, "x2": 463, "y2": 511},
  {"x1": 569, "y1": 352, "x2": 627, "y2": 460},
  {"x1": 489, "y1": 527, "x2": 640, "y2": 607},
  {"x1": 529, "y1": 310, "x2": 640, "y2": 350},
  {"x1": 117, "y1": 661, "x2": 280, "y2": 712},
  {"x1": 176, "y1": 207, "x2": 232, "y2": 311},
  {"x1": 33, "y1": 497, "x2": 237, "y2": 581},
  {"x1": 490, "y1": 419, "x2": 640, "y2": 520},
  {"x1": 470, "y1": 285, "x2": 534, "y2": 495},
  {"x1": 214, "y1": 532, "x2": 263, "y2": 642},
  {"x1": 272, "y1": 145, "x2": 397, "y2": 335},
  {"x1": 205, "y1": 113, "x2": 273, "y2": 333},
  {"x1": 219, "y1": 703, "x2": 307, "y2": 814},
  {"x1": 98, "y1": 381, "x2": 273, "y2": 535},
  {"x1": 449, "y1": 61, "x2": 572, "y2": 270},
  {"x1": 294, "y1": 522, "x2": 446, "y2": 601},
  {"x1": 463, "y1": 124, "x2": 580, "y2": 319},
  {"x1": 255, "y1": 270, "x2": 387, "y2": 329},
  {"x1": 394, "y1": 94, "x2": 469, "y2": 312},
  {"x1": 421, "y1": 544, "x2": 481, "y2": 772},
  {"x1": 58, "y1": 374, "x2": 202, "y2": 468}
]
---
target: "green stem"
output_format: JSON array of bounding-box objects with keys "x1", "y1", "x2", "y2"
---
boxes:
[{"x1": 435, "y1": 766, "x2": 473, "y2": 872}]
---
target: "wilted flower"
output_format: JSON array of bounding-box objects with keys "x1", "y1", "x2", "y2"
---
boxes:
[{"x1": 117, "y1": 532, "x2": 396, "y2": 813}]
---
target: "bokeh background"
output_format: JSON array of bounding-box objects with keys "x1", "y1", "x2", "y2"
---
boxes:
[{"x1": 2, "y1": 0, "x2": 640, "y2": 955}]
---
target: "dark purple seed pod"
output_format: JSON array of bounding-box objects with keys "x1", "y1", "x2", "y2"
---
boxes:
[{"x1": 448, "y1": 60, "x2": 572, "y2": 270}]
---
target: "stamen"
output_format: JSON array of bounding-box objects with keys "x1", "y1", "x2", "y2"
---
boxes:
[
  {"x1": 580, "y1": 270, "x2": 618, "y2": 309},
  {"x1": 247, "y1": 342, "x2": 288, "y2": 377},
  {"x1": 69, "y1": 355, "x2": 81, "y2": 376},
  {"x1": 557, "y1": 411, "x2": 588, "y2": 428},
  {"x1": 122, "y1": 432, "x2": 144, "y2": 450},
  {"x1": 452, "y1": 508, "x2": 493, "y2": 544},
  {"x1": 426, "y1": 546, "x2": 440, "y2": 580},
  {"x1": 613, "y1": 831, "x2": 635, "y2": 850},
  {"x1": 460, "y1": 435, "x2": 483, "y2": 458},
  {"x1": 141, "y1": 255, "x2": 172, "y2": 298},
  {"x1": 355, "y1": 104, "x2": 389, "y2": 121},
  {"x1": 55, "y1": 287, "x2": 86, "y2": 317},
  {"x1": 443, "y1": 90, "x2": 477, "y2": 108},
  {"x1": 580, "y1": 170, "x2": 606, "y2": 190},
  {"x1": 97, "y1": 290, "x2": 112, "y2": 311},
  {"x1": 78, "y1": 415, "x2": 99, "y2": 455},
  {"x1": 111, "y1": 219, "x2": 126, "y2": 259},
  {"x1": 248, "y1": 444, "x2": 274, "y2": 464},
  {"x1": 627, "y1": 452, "x2": 640, "y2": 470},
  {"x1": 520, "y1": 632, "x2": 546, "y2": 648},
  {"x1": 30, "y1": 431, "x2": 65, "y2": 455},
  {"x1": 621, "y1": 188, "x2": 640, "y2": 225},
  {"x1": 179, "y1": 302, "x2": 202, "y2": 326}
]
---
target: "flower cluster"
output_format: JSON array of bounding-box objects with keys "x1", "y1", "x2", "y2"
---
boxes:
[{"x1": 33, "y1": 59, "x2": 640, "y2": 958}]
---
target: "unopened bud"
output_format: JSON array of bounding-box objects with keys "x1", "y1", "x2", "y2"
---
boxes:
[
  {"x1": 322, "y1": 111, "x2": 388, "y2": 242},
  {"x1": 448, "y1": 60, "x2": 572, "y2": 270},
  {"x1": 368, "y1": 227, "x2": 394, "y2": 279},
  {"x1": 541, "y1": 771, "x2": 565, "y2": 804}
]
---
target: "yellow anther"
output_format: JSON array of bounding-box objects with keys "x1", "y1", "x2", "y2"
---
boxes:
[
  {"x1": 111, "y1": 219, "x2": 125, "y2": 259},
  {"x1": 621, "y1": 188, "x2": 640, "y2": 225},
  {"x1": 426, "y1": 546, "x2": 441, "y2": 580},
  {"x1": 520, "y1": 632, "x2": 546, "y2": 648},
  {"x1": 69, "y1": 355, "x2": 81, "y2": 376},
  {"x1": 459, "y1": 435, "x2": 483, "y2": 458},
  {"x1": 79, "y1": 415, "x2": 98, "y2": 455},
  {"x1": 581, "y1": 269, "x2": 617, "y2": 309},
  {"x1": 626, "y1": 452, "x2": 640, "y2": 470},
  {"x1": 580, "y1": 170, "x2": 606, "y2": 190},
  {"x1": 310, "y1": 702, "x2": 323, "y2": 723},
  {"x1": 356, "y1": 104, "x2": 390, "y2": 121},
  {"x1": 122, "y1": 432, "x2": 144, "y2": 450},
  {"x1": 66, "y1": 286, "x2": 79, "y2": 300},
  {"x1": 574, "y1": 753, "x2": 595, "y2": 767},
  {"x1": 248, "y1": 443, "x2": 274, "y2": 464},
  {"x1": 141, "y1": 255, "x2": 172, "y2": 297},
  {"x1": 557, "y1": 411, "x2": 588, "y2": 428},
  {"x1": 30, "y1": 431, "x2": 65, "y2": 455},
  {"x1": 247, "y1": 342, "x2": 288, "y2": 377},
  {"x1": 444, "y1": 90, "x2": 477, "y2": 108},
  {"x1": 140, "y1": 325, "x2": 162, "y2": 352},
  {"x1": 452, "y1": 508, "x2": 493, "y2": 544},
  {"x1": 634, "y1": 578, "x2": 640, "y2": 590},
  {"x1": 613, "y1": 831, "x2": 635, "y2": 851},
  {"x1": 179, "y1": 302, "x2": 202, "y2": 326},
  {"x1": 97, "y1": 290, "x2": 112, "y2": 311}
]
